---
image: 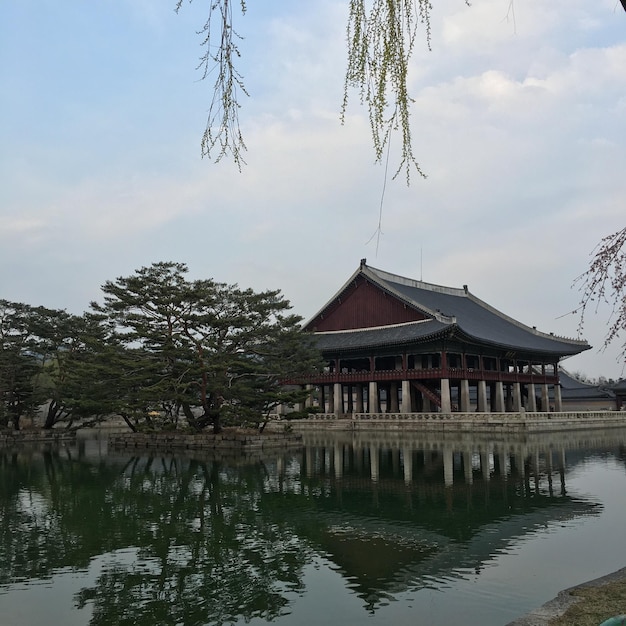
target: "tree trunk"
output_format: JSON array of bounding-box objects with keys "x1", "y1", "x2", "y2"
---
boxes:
[
  {"x1": 43, "y1": 400, "x2": 59, "y2": 429},
  {"x1": 120, "y1": 413, "x2": 137, "y2": 433},
  {"x1": 212, "y1": 413, "x2": 222, "y2": 434}
]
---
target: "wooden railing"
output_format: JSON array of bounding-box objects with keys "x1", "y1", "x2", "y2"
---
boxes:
[{"x1": 288, "y1": 368, "x2": 558, "y2": 385}]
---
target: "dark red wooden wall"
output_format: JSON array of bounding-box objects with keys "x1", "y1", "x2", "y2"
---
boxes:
[{"x1": 305, "y1": 277, "x2": 427, "y2": 332}]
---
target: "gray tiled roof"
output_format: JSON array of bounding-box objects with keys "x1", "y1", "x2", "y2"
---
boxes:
[
  {"x1": 311, "y1": 263, "x2": 590, "y2": 357},
  {"x1": 559, "y1": 369, "x2": 616, "y2": 400},
  {"x1": 314, "y1": 319, "x2": 450, "y2": 351}
]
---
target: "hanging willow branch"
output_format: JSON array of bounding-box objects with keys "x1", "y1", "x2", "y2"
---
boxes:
[
  {"x1": 574, "y1": 227, "x2": 626, "y2": 360},
  {"x1": 175, "y1": 0, "x2": 249, "y2": 169},
  {"x1": 176, "y1": 0, "x2": 432, "y2": 180},
  {"x1": 342, "y1": 0, "x2": 431, "y2": 183}
]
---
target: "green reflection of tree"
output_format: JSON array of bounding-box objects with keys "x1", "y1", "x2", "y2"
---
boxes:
[
  {"x1": 75, "y1": 459, "x2": 307, "y2": 626},
  {"x1": 0, "y1": 447, "x2": 123, "y2": 585},
  {"x1": 0, "y1": 450, "x2": 308, "y2": 626}
]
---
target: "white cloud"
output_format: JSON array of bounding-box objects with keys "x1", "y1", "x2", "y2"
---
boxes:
[
  {"x1": 0, "y1": 216, "x2": 46, "y2": 239},
  {"x1": 0, "y1": 0, "x2": 624, "y2": 377}
]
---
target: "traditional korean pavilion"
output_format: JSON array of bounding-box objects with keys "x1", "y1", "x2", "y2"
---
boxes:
[{"x1": 298, "y1": 259, "x2": 590, "y2": 415}]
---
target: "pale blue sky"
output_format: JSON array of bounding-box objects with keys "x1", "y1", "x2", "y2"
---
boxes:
[{"x1": 1, "y1": 0, "x2": 625, "y2": 378}]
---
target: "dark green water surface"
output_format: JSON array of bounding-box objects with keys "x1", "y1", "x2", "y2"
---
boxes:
[{"x1": 1, "y1": 428, "x2": 626, "y2": 626}]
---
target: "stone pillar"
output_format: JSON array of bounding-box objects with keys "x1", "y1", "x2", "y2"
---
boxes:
[
  {"x1": 327, "y1": 384, "x2": 334, "y2": 414},
  {"x1": 494, "y1": 382, "x2": 505, "y2": 412},
  {"x1": 541, "y1": 383, "x2": 550, "y2": 412},
  {"x1": 477, "y1": 380, "x2": 488, "y2": 413},
  {"x1": 460, "y1": 379, "x2": 470, "y2": 412},
  {"x1": 440, "y1": 378, "x2": 452, "y2": 413},
  {"x1": 527, "y1": 383, "x2": 537, "y2": 412},
  {"x1": 346, "y1": 385, "x2": 354, "y2": 414},
  {"x1": 423, "y1": 394, "x2": 432, "y2": 412},
  {"x1": 389, "y1": 382, "x2": 399, "y2": 412},
  {"x1": 355, "y1": 384, "x2": 364, "y2": 413},
  {"x1": 369, "y1": 381, "x2": 379, "y2": 413},
  {"x1": 512, "y1": 382, "x2": 522, "y2": 412},
  {"x1": 554, "y1": 384, "x2": 562, "y2": 412},
  {"x1": 505, "y1": 385, "x2": 513, "y2": 412},
  {"x1": 333, "y1": 383, "x2": 343, "y2": 415},
  {"x1": 401, "y1": 380, "x2": 411, "y2": 413},
  {"x1": 305, "y1": 384, "x2": 313, "y2": 409}
]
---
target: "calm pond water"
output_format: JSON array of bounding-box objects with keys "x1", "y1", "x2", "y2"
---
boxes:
[{"x1": 1, "y1": 427, "x2": 626, "y2": 626}]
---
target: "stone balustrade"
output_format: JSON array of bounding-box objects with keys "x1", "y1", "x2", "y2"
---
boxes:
[{"x1": 281, "y1": 411, "x2": 625, "y2": 433}]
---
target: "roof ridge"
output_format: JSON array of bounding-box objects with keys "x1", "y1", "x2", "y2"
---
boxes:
[{"x1": 367, "y1": 265, "x2": 467, "y2": 297}]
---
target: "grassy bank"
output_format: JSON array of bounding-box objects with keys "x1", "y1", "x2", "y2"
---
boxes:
[{"x1": 549, "y1": 579, "x2": 626, "y2": 625}]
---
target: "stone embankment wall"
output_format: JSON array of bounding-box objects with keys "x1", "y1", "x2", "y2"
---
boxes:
[
  {"x1": 0, "y1": 429, "x2": 76, "y2": 445},
  {"x1": 109, "y1": 431, "x2": 303, "y2": 452},
  {"x1": 269, "y1": 411, "x2": 625, "y2": 433}
]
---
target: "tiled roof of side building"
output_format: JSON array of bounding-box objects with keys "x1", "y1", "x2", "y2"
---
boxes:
[{"x1": 558, "y1": 369, "x2": 616, "y2": 400}]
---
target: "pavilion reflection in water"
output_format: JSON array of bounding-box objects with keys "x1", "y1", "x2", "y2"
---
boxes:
[
  {"x1": 297, "y1": 430, "x2": 579, "y2": 489},
  {"x1": 265, "y1": 429, "x2": 625, "y2": 607}
]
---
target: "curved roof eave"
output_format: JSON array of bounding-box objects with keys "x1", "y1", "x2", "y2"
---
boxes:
[{"x1": 449, "y1": 327, "x2": 592, "y2": 358}]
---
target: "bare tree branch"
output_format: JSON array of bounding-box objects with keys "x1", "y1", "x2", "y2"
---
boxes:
[{"x1": 575, "y1": 227, "x2": 626, "y2": 361}]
